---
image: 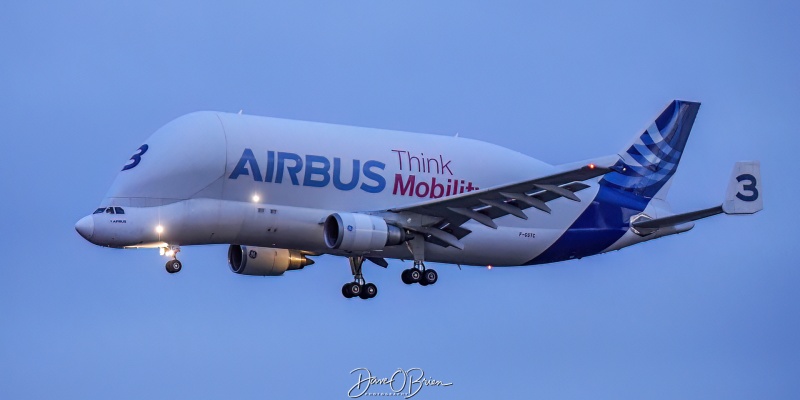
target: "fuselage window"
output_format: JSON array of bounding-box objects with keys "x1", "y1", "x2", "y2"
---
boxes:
[
  {"x1": 93, "y1": 208, "x2": 105, "y2": 214},
  {"x1": 114, "y1": 207, "x2": 125, "y2": 214}
]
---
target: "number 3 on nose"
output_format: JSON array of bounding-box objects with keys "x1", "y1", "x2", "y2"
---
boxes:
[{"x1": 122, "y1": 144, "x2": 149, "y2": 171}]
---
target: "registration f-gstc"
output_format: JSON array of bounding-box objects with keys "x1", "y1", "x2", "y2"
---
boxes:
[{"x1": 75, "y1": 101, "x2": 763, "y2": 299}]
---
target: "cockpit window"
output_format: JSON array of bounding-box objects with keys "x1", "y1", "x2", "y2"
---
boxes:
[{"x1": 94, "y1": 207, "x2": 125, "y2": 215}]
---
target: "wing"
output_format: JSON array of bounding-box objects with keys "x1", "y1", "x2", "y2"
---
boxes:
[{"x1": 383, "y1": 159, "x2": 617, "y2": 249}]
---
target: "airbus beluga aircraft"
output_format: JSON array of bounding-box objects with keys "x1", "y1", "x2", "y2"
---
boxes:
[{"x1": 75, "y1": 100, "x2": 762, "y2": 299}]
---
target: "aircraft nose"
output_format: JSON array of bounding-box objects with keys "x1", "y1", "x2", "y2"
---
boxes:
[{"x1": 75, "y1": 216, "x2": 94, "y2": 240}]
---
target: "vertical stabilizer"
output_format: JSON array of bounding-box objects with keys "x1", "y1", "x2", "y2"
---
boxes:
[{"x1": 602, "y1": 100, "x2": 701, "y2": 199}]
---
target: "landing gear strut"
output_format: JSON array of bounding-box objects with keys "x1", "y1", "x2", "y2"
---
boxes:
[
  {"x1": 401, "y1": 235, "x2": 438, "y2": 286},
  {"x1": 341, "y1": 256, "x2": 378, "y2": 299}
]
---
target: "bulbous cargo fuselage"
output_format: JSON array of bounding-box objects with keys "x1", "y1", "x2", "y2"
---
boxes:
[
  {"x1": 75, "y1": 111, "x2": 573, "y2": 266},
  {"x1": 73, "y1": 101, "x2": 763, "y2": 300}
]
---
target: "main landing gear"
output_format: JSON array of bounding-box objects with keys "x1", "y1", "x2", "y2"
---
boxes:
[
  {"x1": 342, "y1": 256, "x2": 378, "y2": 300},
  {"x1": 162, "y1": 246, "x2": 182, "y2": 274},
  {"x1": 400, "y1": 234, "x2": 438, "y2": 286},
  {"x1": 401, "y1": 261, "x2": 438, "y2": 286}
]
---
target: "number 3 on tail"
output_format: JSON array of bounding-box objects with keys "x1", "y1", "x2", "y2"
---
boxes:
[{"x1": 736, "y1": 174, "x2": 758, "y2": 201}]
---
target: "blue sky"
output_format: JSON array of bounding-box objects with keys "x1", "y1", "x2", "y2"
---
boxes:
[{"x1": 1, "y1": 1, "x2": 798, "y2": 399}]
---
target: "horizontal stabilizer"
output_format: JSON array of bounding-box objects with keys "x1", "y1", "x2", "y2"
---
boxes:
[
  {"x1": 632, "y1": 206, "x2": 722, "y2": 230},
  {"x1": 631, "y1": 161, "x2": 762, "y2": 235}
]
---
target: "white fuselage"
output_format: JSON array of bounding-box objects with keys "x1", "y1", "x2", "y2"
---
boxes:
[{"x1": 77, "y1": 111, "x2": 671, "y2": 266}]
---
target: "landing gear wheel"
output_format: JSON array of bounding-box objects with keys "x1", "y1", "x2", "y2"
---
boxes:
[
  {"x1": 342, "y1": 283, "x2": 355, "y2": 298},
  {"x1": 342, "y1": 282, "x2": 362, "y2": 298},
  {"x1": 401, "y1": 269, "x2": 414, "y2": 284},
  {"x1": 422, "y1": 269, "x2": 438, "y2": 285},
  {"x1": 408, "y1": 268, "x2": 422, "y2": 283},
  {"x1": 165, "y1": 259, "x2": 182, "y2": 274},
  {"x1": 360, "y1": 283, "x2": 378, "y2": 299}
]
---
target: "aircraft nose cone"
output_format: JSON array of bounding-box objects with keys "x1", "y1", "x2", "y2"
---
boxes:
[{"x1": 75, "y1": 216, "x2": 94, "y2": 240}]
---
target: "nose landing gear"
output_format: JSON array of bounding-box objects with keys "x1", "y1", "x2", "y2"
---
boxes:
[
  {"x1": 165, "y1": 259, "x2": 182, "y2": 273},
  {"x1": 161, "y1": 246, "x2": 182, "y2": 274}
]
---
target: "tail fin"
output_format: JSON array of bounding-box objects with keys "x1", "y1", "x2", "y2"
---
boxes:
[
  {"x1": 723, "y1": 161, "x2": 763, "y2": 214},
  {"x1": 601, "y1": 100, "x2": 701, "y2": 199}
]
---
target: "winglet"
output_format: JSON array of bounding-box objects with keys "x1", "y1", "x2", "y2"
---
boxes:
[{"x1": 723, "y1": 161, "x2": 763, "y2": 214}]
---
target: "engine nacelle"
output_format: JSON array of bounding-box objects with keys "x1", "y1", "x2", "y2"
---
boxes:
[
  {"x1": 228, "y1": 245, "x2": 314, "y2": 276},
  {"x1": 323, "y1": 212, "x2": 407, "y2": 252}
]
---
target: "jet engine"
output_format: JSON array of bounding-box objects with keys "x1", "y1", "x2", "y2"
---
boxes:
[
  {"x1": 228, "y1": 245, "x2": 314, "y2": 276},
  {"x1": 323, "y1": 212, "x2": 408, "y2": 252}
]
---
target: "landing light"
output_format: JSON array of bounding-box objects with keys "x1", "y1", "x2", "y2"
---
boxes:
[
  {"x1": 588, "y1": 163, "x2": 596, "y2": 169},
  {"x1": 252, "y1": 194, "x2": 260, "y2": 202},
  {"x1": 488, "y1": 265, "x2": 493, "y2": 270},
  {"x1": 165, "y1": 249, "x2": 175, "y2": 257},
  {"x1": 156, "y1": 225, "x2": 164, "y2": 234}
]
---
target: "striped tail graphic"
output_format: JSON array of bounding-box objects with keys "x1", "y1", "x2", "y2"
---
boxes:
[{"x1": 601, "y1": 100, "x2": 701, "y2": 199}]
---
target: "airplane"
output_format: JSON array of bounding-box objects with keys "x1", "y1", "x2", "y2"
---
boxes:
[{"x1": 75, "y1": 100, "x2": 762, "y2": 299}]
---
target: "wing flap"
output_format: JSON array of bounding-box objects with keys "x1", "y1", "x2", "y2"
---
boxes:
[
  {"x1": 390, "y1": 165, "x2": 608, "y2": 214},
  {"x1": 384, "y1": 163, "x2": 613, "y2": 248}
]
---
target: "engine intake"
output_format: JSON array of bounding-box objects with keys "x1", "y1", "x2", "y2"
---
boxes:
[
  {"x1": 228, "y1": 245, "x2": 314, "y2": 276},
  {"x1": 324, "y1": 212, "x2": 407, "y2": 252}
]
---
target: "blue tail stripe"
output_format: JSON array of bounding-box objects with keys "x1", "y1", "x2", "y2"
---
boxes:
[
  {"x1": 601, "y1": 100, "x2": 700, "y2": 198},
  {"x1": 525, "y1": 100, "x2": 701, "y2": 265},
  {"x1": 654, "y1": 101, "x2": 677, "y2": 132}
]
